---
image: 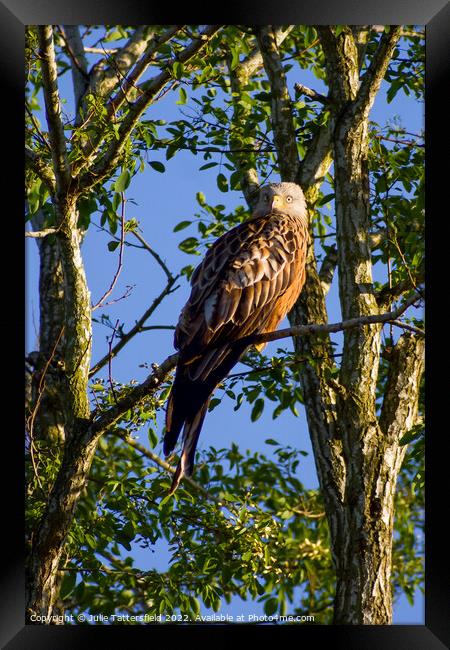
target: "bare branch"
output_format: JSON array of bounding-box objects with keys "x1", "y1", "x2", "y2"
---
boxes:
[
  {"x1": 107, "y1": 319, "x2": 121, "y2": 404},
  {"x1": 130, "y1": 230, "x2": 173, "y2": 282},
  {"x1": 294, "y1": 82, "x2": 330, "y2": 105},
  {"x1": 89, "y1": 275, "x2": 179, "y2": 378},
  {"x1": 37, "y1": 26, "x2": 70, "y2": 193},
  {"x1": 387, "y1": 320, "x2": 424, "y2": 337},
  {"x1": 84, "y1": 46, "x2": 118, "y2": 54},
  {"x1": 241, "y1": 291, "x2": 422, "y2": 348},
  {"x1": 91, "y1": 193, "x2": 126, "y2": 311},
  {"x1": 25, "y1": 228, "x2": 58, "y2": 239}
]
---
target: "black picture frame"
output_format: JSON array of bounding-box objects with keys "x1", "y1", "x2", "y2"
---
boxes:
[{"x1": 6, "y1": 1, "x2": 449, "y2": 647}]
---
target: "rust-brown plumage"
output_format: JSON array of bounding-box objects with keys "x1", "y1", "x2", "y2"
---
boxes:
[{"x1": 164, "y1": 182, "x2": 309, "y2": 492}]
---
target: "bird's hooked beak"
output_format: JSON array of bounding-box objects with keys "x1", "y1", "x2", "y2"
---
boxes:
[{"x1": 270, "y1": 194, "x2": 283, "y2": 211}]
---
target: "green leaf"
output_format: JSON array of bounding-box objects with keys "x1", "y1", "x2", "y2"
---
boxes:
[
  {"x1": 208, "y1": 398, "x2": 221, "y2": 411},
  {"x1": 172, "y1": 61, "x2": 184, "y2": 79},
  {"x1": 177, "y1": 87, "x2": 188, "y2": 105},
  {"x1": 264, "y1": 597, "x2": 278, "y2": 616},
  {"x1": 149, "y1": 161, "x2": 166, "y2": 173},
  {"x1": 115, "y1": 169, "x2": 131, "y2": 192},
  {"x1": 251, "y1": 398, "x2": 265, "y2": 422},
  {"x1": 159, "y1": 493, "x2": 174, "y2": 508},
  {"x1": 265, "y1": 438, "x2": 279, "y2": 446},
  {"x1": 179, "y1": 236, "x2": 200, "y2": 255},
  {"x1": 216, "y1": 173, "x2": 228, "y2": 193},
  {"x1": 148, "y1": 427, "x2": 158, "y2": 449},
  {"x1": 60, "y1": 570, "x2": 77, "y2": 599},
  {"x1": 189, "y1": 596, "x2": 201, "y2": 616},
  {"x1": 173, "y1": 220, "x2": 192, "y2": 232},
  {"x1": 318, "y1": 193, "x2": 335, "y2": 206},
  {"x1": 199, "y1": 162, "x2": 219, "y2": 171},
  {"x1": 107, "y1": 241, "x2": 120, "y2": 252}
]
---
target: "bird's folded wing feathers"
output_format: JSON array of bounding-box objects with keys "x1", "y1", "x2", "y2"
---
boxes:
[{"x1": 175, "y1": 213, "x2": 305, "y2": 359}]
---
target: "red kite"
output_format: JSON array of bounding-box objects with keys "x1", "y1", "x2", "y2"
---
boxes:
[{"x1": 164, "y1": 182, "x2": 308, "y2": 493}]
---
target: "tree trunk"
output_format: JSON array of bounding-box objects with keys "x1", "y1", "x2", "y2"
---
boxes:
[{"x1": 26, "y1": 197, "x2": 93, "y2": 622}]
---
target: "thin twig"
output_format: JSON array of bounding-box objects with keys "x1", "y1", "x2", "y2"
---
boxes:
[
  {"x1": 131, "y1": 230, "x2": 173, "y2": 281},
  {"x1": 25, "y1": 104, "x2": 52, "y2": 152},
  {"x1": 388, "y1": 320, "x2": 424, "y2": 337},
  {"x1": 91, "y1": 193, "x2": 126, "y2": 311},
  {"x1": 108, "y1": 320, "x2": 120, "y2": 405},
  {"x1": 89, "y1": 276, "x2": 179, "y2": 377}
]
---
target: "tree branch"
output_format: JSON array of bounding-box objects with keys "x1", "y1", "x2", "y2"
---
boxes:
[
  {"x1": 89, "y1": 291, "x2": 423, "y2": 438},
  {"x1": 106, "y1": 25, "x2": 184, "y2": 117},
  {"x1": 379, "y1": 332, "x2": 425, "y2": 438},
  {"x1": 88, "y1": 26, "x2": 158, "y2": 99},
  {"x1": 241, "y1": 291, "x2": 422, "y2": 348},
  {"x1": 318, "y1": 245, "x2": 338, "y2": 295},
  {"x1": 25, "y1": 228, "x2": 58, "y2": 239},
  {"x1": 294, "y1": 82, "x2": 330, "y2": 105},
  {"x1": 59, "y1": 25, "x2": 89, "y2": 111},
  {"x1": 353, "y1": 27, "x2": 403, "y2": 122},
  {"x1": 37, "y1": 26, "x2": 70, "y2": 194},
  {"x1": 255, "y1": 26, "x2": 300, "y2": 181},
  {"x1": 77, "y1": 25, "x2": 221, "y2": 192},
  {"x1": 130, "y1": 230, "x2": 173, "y2": 282}
]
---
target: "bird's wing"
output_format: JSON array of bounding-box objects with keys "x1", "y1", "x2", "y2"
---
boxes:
[{"x1": 174, "y1": 212, "x2": 307, "y2": 377}]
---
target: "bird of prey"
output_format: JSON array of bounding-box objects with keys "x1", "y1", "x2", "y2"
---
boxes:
[{"x1": 164, "y1": 182, "x2": 309, "y2": 493}]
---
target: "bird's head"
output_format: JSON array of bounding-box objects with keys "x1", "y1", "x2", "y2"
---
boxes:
[{"x1": 253, "y1": 182, "x2": 307, "y2": 222}]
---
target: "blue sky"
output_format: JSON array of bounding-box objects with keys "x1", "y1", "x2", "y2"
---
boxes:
[{"x1": 26, "y1": 27, "x2": 424, "y2": 624}]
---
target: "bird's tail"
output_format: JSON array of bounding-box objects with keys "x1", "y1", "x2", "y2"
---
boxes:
[
  {"x1": 166, "y1": 400, "x2": 210, "y2": 495},
  {"x1": 163, "y1": 340, "x2": 249, "y2": 494}
]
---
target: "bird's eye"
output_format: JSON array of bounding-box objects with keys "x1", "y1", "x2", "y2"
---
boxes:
[
  {"x1": 286, "y1": 196, "x2": 293, "y2": 203},
  {"x1": 264, "y1": 194, "x2": 270, "y2": 202}
]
